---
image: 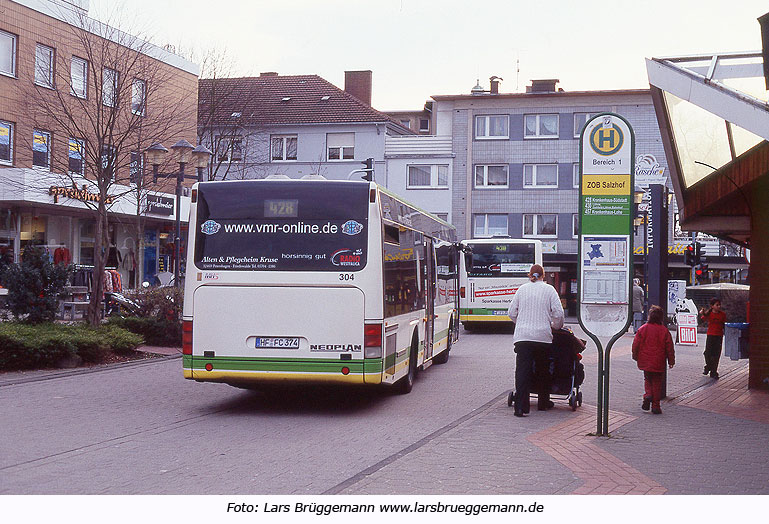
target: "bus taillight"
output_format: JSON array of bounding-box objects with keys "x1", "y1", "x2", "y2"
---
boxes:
[
  {"x1": 460, "y1": 287, "x2": 466, "y2": 298},
  {"x1": 364, "y1": 323, "x2": 382, "y2": 358},
  {"x1": 182, "y1": 320, "x2": 193, "y2": 355}
]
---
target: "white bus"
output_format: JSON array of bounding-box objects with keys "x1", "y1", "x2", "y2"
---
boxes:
[
  {"x1": 182, "y1": 178, "x2": 459, "y2": 393},
  {"x1": 459, "y1": 238, "x2": 543, "y2": 328}
]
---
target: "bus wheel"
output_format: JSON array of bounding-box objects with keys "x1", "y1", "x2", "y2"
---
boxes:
[
  {"x1": 433, "y1": 323, "x2": 451, "y2": 364},
  {"x1": 396, "y1": 337, "x2": 418, "y2": 394}
]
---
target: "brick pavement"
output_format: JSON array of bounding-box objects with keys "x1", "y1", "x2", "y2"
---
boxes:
[{"x1": 335, "y1": 328, "x2": 769, "y2": 495}]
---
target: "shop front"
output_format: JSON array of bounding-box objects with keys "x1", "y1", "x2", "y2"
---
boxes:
[{"x1": 0, "y1": 169, "x2": 189, "y2": 292}]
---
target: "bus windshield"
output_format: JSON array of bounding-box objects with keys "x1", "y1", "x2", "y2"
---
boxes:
[
  {"x1": 194, "y1": 180, "x2": 369, "y2": 271},
  {"x1": 467, "y1": 242, "x2": 535, "y2": 277}
]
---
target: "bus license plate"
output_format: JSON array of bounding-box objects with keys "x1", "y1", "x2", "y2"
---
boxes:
[
  {"x1": 255, "y1": 337, "x2": 300, "y2": 349},
  {"x1": 492, "y1": 310, "x2": 508, "y2": 315}
]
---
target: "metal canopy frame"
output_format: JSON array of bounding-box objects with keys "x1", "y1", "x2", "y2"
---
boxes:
[{"x1": 646, "y1": 51, "x2": 768, "y2": 245}]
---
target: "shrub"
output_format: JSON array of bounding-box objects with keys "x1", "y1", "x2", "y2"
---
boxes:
[
  {"x1": 107, "y1": 316, "x2": 181, "y2": 347},
  {"x1": 128, "y1": 286, "x2": 183, "y2": 323},
  {"x1": 97, "y1": 324, "x2": 144, "y2": 354},
  {"x1": 1, "y1": 244, "x2": 70, "y2": 323},
  {"x1": 0, "y1": 322, "x2": 143, "y2": 370}
]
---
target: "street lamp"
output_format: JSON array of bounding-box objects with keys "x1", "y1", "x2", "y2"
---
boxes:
[{"x1": 145, "y1": 140, "x2": 211, "y2": 287}]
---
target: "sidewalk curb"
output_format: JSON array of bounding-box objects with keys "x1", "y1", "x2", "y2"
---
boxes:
[{"x1": 0, "y1": 353, "x2": 181, "y2": 388}]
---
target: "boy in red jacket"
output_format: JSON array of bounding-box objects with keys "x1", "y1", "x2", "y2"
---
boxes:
[{"x1": 632, "y1": 305, "x2": 675, "y2": 414}]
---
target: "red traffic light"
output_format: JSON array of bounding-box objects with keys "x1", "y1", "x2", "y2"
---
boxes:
[{"x1": 695, "y1": 269, "x2": 703, "y2": 276}]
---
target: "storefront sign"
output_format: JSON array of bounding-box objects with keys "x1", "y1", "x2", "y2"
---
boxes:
[
  {"x1": 147, "y1": 195, "x2": 174, "y2": 216},
  {"x1": 635, "y1": 154, "x2": 666, "y2": 186},
  {"x1": 49, "y1": 185, "x2": 115, "y2": 205}
]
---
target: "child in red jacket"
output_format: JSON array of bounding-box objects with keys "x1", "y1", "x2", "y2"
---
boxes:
[
  {"x1": 632, "y1": 305, "x2": 675, "y2": 414},
  {"x1": 700, "y1": 298, "x2": 726, "y2": 379}
]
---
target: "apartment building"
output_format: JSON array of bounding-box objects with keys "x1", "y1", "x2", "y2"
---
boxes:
[
  {"x1": 431, "y1": 78, "x2": 671, "y2": 313},
  {"x1": 0, "y1": 0, "x2": 198, "y2": 287},
  {"x1": 197, "y1": 70, "x2": 413, "y2": 183}
]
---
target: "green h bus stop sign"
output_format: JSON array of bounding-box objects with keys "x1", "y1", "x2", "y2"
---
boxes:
[{"x1": 578, "y1": 113, "x2": 635, "y2": 436}]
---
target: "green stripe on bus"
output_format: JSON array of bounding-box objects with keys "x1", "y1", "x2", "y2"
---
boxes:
[
  {"x1": 459, "y1": 308, "x2": 507, "y2": 315},
  {"x1": 188, "y1": 356, "x2": 383, "y2": 374}
]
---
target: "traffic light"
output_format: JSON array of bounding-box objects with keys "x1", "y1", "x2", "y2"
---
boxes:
[
  {"x1": 684, "y1": 243, "x2": 695, "y2": 266},
  {"x1": 694, "y1": 241, "x2": 705, "y2": 263},
  {"x1": 361, "y1": 158, "x2": 374, "y2": 181}
]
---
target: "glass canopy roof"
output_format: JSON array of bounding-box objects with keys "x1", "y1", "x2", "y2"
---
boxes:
[{"x1": 647, "y1": 51, "x2": 768, "y2": 189}]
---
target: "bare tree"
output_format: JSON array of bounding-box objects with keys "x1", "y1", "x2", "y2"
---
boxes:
[
  {"x1": 194, "y1": 50, "x2": 283, "y2": 181},
  {"x1": 19, "y1": 7, "x2": 196, "y2": 325}
]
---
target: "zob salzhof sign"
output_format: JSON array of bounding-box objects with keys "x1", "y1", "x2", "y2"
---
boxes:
[{"x1": 578, "y1": 114, "x2": 634, "y2": 338}]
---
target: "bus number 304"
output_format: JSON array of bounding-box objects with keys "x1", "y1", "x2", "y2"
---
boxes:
[{"x1": 339, "y1": 273, "x2": 355, "y2": 281}]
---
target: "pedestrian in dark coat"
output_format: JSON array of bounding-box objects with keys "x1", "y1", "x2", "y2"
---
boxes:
[{"x1": 632, "y1": 305, "x2": 675, "y2": 414}]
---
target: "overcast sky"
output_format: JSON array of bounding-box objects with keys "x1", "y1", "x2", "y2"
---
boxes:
[{"x1": 91, "y1": 0, "x2": 768, "y2": 111}]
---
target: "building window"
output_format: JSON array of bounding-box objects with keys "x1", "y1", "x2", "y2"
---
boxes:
[
  {"x1": 523, "y1": 213, "x2": 557, "y2": 237},
  {"x1": 573, "y1": 214, "x2": 579, "y2": 238},
  {"x1": 0, "y1": 120, "x2": 13, "y2": 165},
  {"x1": 524, "y1": 114, "x2": 558, "y2": 138},
  {"x1": 271, "y1": 134, "x2": 297, "y2": 161},
  {"x1": 407, "y1": 164, "x2": 449, "y2": 188},
  {"x1": 573, "y1": 163, "x2": 580, "y2": 188},
  {"x1": 474, "y1": 214, "x2": 508, "y2": 237},
  {"x1": 327, "y1": 132, "x2": 354, "y2": 160},
  {"x1": 217, "y1": 136, "x2": 243, "y2": 163},
  {"x1": 103, "y1": 67, "x2": 118, "y2": 107},
  {"x1": 419, "y1": 118, "x2": 430, "y2": 133},
  {"x1": 68, "y1": 138, "x2": 84, "y2": 175},
  {"x1": 474, "y1": 164, "x2": 508, "y2": 188},
  {"x1": 35, "y1": 44, "x2": 55, "y2": 88},
  {"x1": 32, "y1": 130, "x2": 51, "y2": 169},
  {"x1": 130, "y1": 151, "x2": 143, "y2": 184},
  {"x1": 475, "y1": 115, "x2": 509, "y2": 139},
  {"x1": 0, "y1": 30, "x2": 17, "y2": 77},
  {"x1": 101, "y1": 144, "x2": 116, "y2": 179},
  {"x1": 70, "y1": 56, "x2": 88, "y2": 98},
  {"x1": 131, "y1": 78, "x2": 146, "y2": 115},
  {"x1": 434, "y1": 213, "x2": 448, "y2": 222},
  {"x1": 399, "y1": 119, "x2": 410, "y2": 129},
  {"x1": 523, "y1": 164, "x2": 558, "y2": 188},
  {"x1": 574, "y1": 112, "x2": 591, "y2": 138}
]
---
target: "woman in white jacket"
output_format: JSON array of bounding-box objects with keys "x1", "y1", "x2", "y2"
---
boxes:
[{"x1": 507, "y1": 264, "x2": 564, "y2": 417}]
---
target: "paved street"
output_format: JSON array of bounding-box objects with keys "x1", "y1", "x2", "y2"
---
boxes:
[{"x1": 1, "y1": 323, "x2": 767, "y2": 495}]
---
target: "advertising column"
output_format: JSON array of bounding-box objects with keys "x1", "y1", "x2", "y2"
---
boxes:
[{"x1": 578, "y1": 113, "x2": 635, "y2": 435}]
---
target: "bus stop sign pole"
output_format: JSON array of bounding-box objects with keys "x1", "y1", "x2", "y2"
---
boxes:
[{"x1": 577, "y1": 114, "x2": 635, "y2": 436}]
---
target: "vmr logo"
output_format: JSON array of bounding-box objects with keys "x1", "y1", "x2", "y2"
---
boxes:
[
  {"x1": 589, "y1": 123, "x2": 624, "y2": 156},
  {"x1": 200, "y1": 220, "x2": 221, "y2": 236}
]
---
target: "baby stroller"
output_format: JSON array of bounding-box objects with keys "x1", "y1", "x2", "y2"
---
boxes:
[{"x1": 507, "y1": 327, "x2": 586, "y2": 411}]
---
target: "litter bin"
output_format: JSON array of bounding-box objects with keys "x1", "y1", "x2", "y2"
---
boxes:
[{"x1": 724, "y1": 323, "x2": 749, "y2": 360}]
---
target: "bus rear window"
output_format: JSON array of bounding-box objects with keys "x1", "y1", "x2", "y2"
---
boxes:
[
  {"x1": 194, "y1": 181, "x2": 369, "y2": 271},
  {"x1": 468, "y1": 243, "x2": 535, "y2": 277}
]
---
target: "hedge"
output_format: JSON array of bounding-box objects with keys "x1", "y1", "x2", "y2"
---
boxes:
[
  {"x1": 106, "y1": 316, "x2": 182, "y2": 347},
  {"x1": 0, "y1": 323, "x2": 144, "y2": 371}
]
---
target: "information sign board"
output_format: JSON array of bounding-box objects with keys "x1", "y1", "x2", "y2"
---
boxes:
[{"x1": 578, "y1": 114, "x2": 634, "y2": 338}]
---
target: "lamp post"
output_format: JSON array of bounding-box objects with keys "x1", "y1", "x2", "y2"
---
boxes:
[{"x1": 145, "y1": 141, "x2": 212, "y2": 287}]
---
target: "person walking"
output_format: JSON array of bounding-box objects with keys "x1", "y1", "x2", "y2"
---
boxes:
[
  {"x1": 632, "y1": 305, "x2": 675, "y2": 415},
  {"x1": 632, "y1": 278, "x2": 644, "y2": 332},
  {"x1": 700, "y1": 298, "x2": 726, "y2": 379},
  {"x1": 507, "y1": 264, "x2": 564, "y2": 417}
]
